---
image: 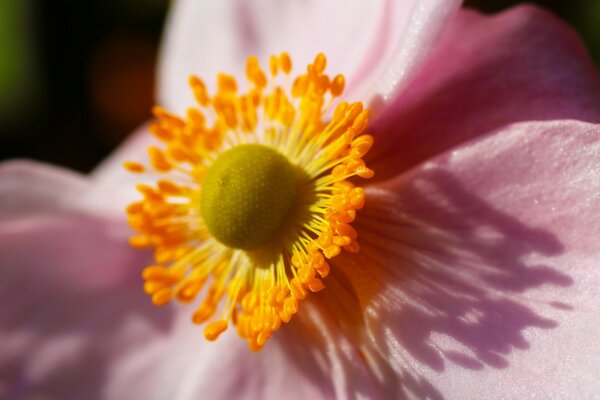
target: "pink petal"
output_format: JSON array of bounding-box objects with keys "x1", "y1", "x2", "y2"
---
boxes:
[
  {"x1": 369, "y1": 5, "x2": 600, "y2": 181},
  {"x1": 0, "y1": 238, "x2": 172, "y2": 400},
  {"x1": 0, "y1": 161, "x2": 172, "y2": 399},
  {"x1": 106, "y1": 304, "x2": 389, "y2": 399},
  {"x1": 158, "y1": 0, "x2": 461, "y2": 115},
  {"x1": 0, "y1": 160, "x2": 92, "y2": 217},
  {"x1": 0, "y1": 159, "x2": 150, "y2": 292},
  {"x1": 340, "y1": 120, "x2": 600, "y2": 398}
]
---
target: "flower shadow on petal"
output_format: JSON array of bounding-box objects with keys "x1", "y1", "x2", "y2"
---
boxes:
[
  {"x1": 0, "y1": 215, "x2": 174, "y2": 400},
  {"x1": 282, "y1": 166, "x2": 573, "y2": 399}
]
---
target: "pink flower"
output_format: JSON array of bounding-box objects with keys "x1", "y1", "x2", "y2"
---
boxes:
[{"x1": 2, "y1": 1, "x2": 600, "y2": 399}]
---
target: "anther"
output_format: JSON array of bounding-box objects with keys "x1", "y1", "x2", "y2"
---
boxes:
[
  {"x1": 204, "y1": 320, "x2": 228, "y2": 341},
  {"x1": 279, "y1": 52, "x2": 292, "y2": 74},
  {"x1": 123, "y1": 161, "x2": 145, "y2": 173}
]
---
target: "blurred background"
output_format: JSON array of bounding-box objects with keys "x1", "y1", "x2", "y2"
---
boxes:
[{"x1": 0, "y1": 0, "x2": 598, "y2": 173}]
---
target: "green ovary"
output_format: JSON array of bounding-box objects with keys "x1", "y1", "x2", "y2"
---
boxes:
[{"x1": 200, "y1": 144, "x2": 299, "y2": 250}]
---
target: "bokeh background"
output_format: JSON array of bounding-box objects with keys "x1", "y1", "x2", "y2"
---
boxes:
[{"x1": 1, "y1": 0, "x2": 598, "y2": 173}]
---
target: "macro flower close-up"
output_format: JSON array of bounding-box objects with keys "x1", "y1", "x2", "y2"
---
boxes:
[{"x1": 1, "y1": 0, "x2": 600, "y2": 399}]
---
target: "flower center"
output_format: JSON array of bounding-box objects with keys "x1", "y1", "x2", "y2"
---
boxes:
[
  {"x1": 201, "y1": 144, "x2": 298, "y2": 250},
  {"x1": 124, "y1": 52, "x2": 375, "y2": 351}
]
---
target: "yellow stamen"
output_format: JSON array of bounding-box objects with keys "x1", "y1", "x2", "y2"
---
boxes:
[{"x1": 124, "y1": 52, "x2": 373, "y2": 351}]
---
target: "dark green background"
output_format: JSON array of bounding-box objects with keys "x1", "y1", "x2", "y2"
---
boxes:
[{"x1": 0, "y1": 0, "x2": 597, "y2": 172}]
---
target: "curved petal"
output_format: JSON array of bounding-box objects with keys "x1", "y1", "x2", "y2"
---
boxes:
[
  {"x1": 369, "y1": 5, "x2": 600, "y2": 181},
  {"x1": 0, "y1": 160, "x2": 93, "y2": 217},
  {"x1": 158, "y1": 0, "x2": 461, "y2": 114},
  {"x1": 337, "y1": 120, "x2": 600, "y2": 398},
  {"x1": 0, "y1": 161, "x2": 173, "y2": 399}
]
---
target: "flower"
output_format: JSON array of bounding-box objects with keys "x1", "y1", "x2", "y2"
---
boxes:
[{"x1": 2, "y1": 1, "x2": 600, "y2": 399}]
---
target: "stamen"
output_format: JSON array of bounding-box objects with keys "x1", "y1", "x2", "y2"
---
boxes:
[{"x1": 124, "y1": 52, "x2": 373, "y2": 351}]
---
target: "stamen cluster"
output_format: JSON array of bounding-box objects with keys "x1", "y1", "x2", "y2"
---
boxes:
[{"x1": 124, "y1": 53, "x2": 374, "y2": 351}]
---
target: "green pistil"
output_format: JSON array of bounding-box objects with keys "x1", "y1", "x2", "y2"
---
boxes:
[{"x1": 200, "y1": 144, "x2": 299, "y2": 250}]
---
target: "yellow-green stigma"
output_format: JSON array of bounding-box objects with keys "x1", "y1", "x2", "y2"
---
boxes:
[
  {"x1": 123, "y1": 52, "x2": 375, "y2": 351},
  {"x1": 201, "y1": 144, "x2": 298, "y2": 250}
]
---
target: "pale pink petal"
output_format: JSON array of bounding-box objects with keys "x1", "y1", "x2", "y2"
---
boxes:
[
  {"x1": 0, "y1": 159, "x2": 148, "y2": 308},
  {"x1": 0, "y1": 228, "x2": 172, "y2": 400},
  {"x1": 0, "y1": 160, "x2": 93, "y2": 217},
  {"x1": 158, "y1": 0, "x2": 461, "y2": 115},
  {"x1": 337, "y1": 120, "x2": 600, "y2": 398},
  {"x1": 0, "y1": 160, "x2": 173, "y2": 399},
  {"x1": 369, "y1": 5, "x2": 600, "y2": 181},
  {"x1": 106, "y1": 303, "x2": 390, "y2": 400}
]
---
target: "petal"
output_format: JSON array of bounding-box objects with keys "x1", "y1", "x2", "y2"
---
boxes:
[
  {"x1": 369, "y1": 5, "x2": 600, "y2": 180},
  {"x1": 0, "y1": 160, "x2": 91, "y2": 217},
  {"x1": 0, "y1": 240, "x2": 172, "y2": 400},
  {"x1": 106, "y1": 308, "x2": 388, "y2": 400},
  {"x1": 0, "y1": 161, "x2": 173, "y2": 398},
  {"x1": 158, "y1": 0, "x2": 461, "y2": 114},
  {"x1": 0, "y1": 215, "x2": 144, "y2": 293},
  {"x1": 0, "y1": 160, "x2": 146, "y2": 290},
  {"x1": 339, "y1": 120, "x2": 600, "y2": 398}
]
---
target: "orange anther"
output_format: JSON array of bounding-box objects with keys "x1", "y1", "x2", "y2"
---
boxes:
[
  {"x1": 284, "y1": 296, "x2": 299, "y2": 314},
  {"x1": 177, "y1": 278, "x2": 206, "y2": 303},
  {"x1": 269, "y1": 55, "x2": 279, "y2": 76},
  {"x1": 313, "y1": 53, "x2": 327, "y2": 74},
  {"x1": 292, "y1": 75, "x2": 309, "y2": 97},
  {"x1": 333, "y1": 235, "x2": 352, "y2": 247},
  {"x1": 204, "y1": 320, "x2": 228, "y2": 341},
  {"x1": 298, "y1": 266, "x2": 315, "y2": 284},
  {"x1": 248, "y1": 338, "x2": 264, "y2": 352},
  {"x1": 217, "y1": 73, "x2": 238, "y2": 92},
  {"x1": 351, "y1": 110, "x2": 370, "y2": 133},
  {"x1": 252, "y1": 70, "x2": 267, "y2": 88},
  {"x1": 346, "y1": 102, "x2": 364, "y2": 121},
  {"x1": 126, "y1": 202, "x2": 144, "y2": 214},
  {"x1": 256, "y1": 330, "x2": 271, "y2": 347},
  {"x1": 290, "y1": 278, "x2": 307, "y2": 300},
  {"x1": 356, "y1": 166, "x2": 375, "y2": 179},
  {"x1": 351, "y1": 135, "x2": 374, "y2": 157},
  {"x1": 307, "y1": 278, "x2": 325, "y2": 292},
  {"x1": 151, "y1": 287, "x2": 173, "y2": 306},
  {"x1": 279, "y1": 52, "x2": 292, "y2": 74},
  {"x1": 245, "y1": 56, "x2": 260, "y2": 80},
  {"x1": 157, "y1": 180, "x2": 182, "y2": 195},
  {"x1": 350, "y1": 188, "x2": 365, "y2": 209},
  {"x1": 316, "y1": 261, "x2": 330, "y2": 278},
  {"x1": 330, "y1": 75, "x2": 345, "y2": 97},
  {"x1": 324, "y1": 245, "x2": 341, "y2": 259},
  {"x1": 193, "y1": 303, "x2": 216, "y2": 324},
  {"x1": 129, "y1": 235, "x2": 151, "y2": 248},
  {"x1": 152, "y1": 106, "x2": 185, "y2": 127},
  {"x1": 189, "y1": 75, "x2": 210, "y2": 106},
  {"x1": 332, "y1": 164, "x2": 348, "y2": 177},
  {"x1": 143, "y1": 280, "x2": 164, "y2": 295},
  {"x1": 148, "y1": 147, "x2": 172, "y2": 172},
  {"x1": 149, "y1": 124, "x2": 174, "y2": 142},
  {"x1": 123, "y1": 161, "x2": 145, "y2": 173},
  {"x1": 316, "y1": 75, "x2": 330, "y2": 93},
  {"x1": 142, "y1": 265, "x2": 169, "y2": 280}
]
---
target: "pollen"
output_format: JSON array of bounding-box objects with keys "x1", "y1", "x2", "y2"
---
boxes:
[{"x1": 124, "y1": 52, "x2": 374, "y2": 351}]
